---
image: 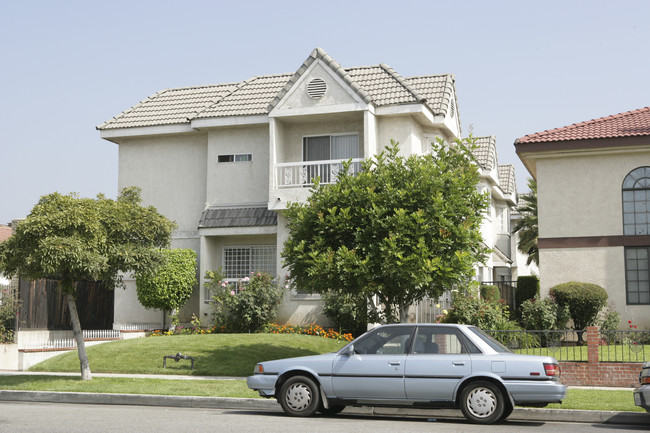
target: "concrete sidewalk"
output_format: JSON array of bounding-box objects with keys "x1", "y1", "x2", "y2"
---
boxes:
[{"x1": 0, "y1": 371, "x2": 647, "y2": 426}]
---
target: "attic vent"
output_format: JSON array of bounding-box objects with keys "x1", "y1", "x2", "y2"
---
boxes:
[
  {"x1": 450, "y1": 99, "x2": 456, "y2": 118},
  {"x1": 307, "y1": 78, "x2": 327, "y2": 99}
]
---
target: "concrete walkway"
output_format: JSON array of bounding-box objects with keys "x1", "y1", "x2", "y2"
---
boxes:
[{"x1": 0, "y1": 371, "x2": 647, "y2": 426}]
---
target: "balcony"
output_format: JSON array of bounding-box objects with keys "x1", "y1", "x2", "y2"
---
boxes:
[
  {"x1": 496, "y1": 233, "x2": 511, "y2": 259},
  {"x1": 275, "y1": 158, "x2": 364, "y2": 188}
]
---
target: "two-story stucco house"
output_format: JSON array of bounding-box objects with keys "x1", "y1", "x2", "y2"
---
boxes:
[
  {"x1": 98, "y1": 48, "x2": 524, "y2": 328},
  {"x1": 516, "y1": 106, "x2": 650, "y2": 328}
]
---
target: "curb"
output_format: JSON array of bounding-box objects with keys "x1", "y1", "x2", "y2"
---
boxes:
[{"x1": 0, "y1": 390, "x2": 647, "y2": 426}]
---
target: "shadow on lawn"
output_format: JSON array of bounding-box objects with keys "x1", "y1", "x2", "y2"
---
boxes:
[{"x1": 168, "y1": 343, "x2": 324, "y2": 377}]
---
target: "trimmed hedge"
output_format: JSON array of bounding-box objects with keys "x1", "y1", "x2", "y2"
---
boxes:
[
  {"x1": 516, "y1": 276, "x2": 539, "y2": 308},
  {"x1": 549, "y1": 281, "x2": 608, "y2": 331}
]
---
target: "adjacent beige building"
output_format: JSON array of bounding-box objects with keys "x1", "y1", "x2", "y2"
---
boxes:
[
  {"x1": 98, "y1": 48, "x2": 525, "y2": 328},
  {"x1": 516, "y1": 106, "x2": 650, "y2": 328}
]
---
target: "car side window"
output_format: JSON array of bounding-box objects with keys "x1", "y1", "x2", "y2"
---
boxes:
[
  {"x1": 411, "y1": 327, "x2": 468, "y2": 355},
  {"x1": 354, "y1": 326, "x2": 414, "y2": 355}
]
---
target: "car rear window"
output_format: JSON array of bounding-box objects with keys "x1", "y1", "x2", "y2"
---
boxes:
[{"x1": 468, "y1": 327, "x2": 512, "y2": 353}]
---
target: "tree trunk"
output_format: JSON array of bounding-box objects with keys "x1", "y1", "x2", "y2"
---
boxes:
[
  {"x1": 169, "y1": 308, "x2": 177, "y2": 332},
  {"x1": 65, "y1": 293, "x2": 92, "y2": 381}
]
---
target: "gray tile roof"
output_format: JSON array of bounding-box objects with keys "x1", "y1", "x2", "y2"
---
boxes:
[
  {"x1": 471, "y1": 136, "x2": 497, "y2": 170},
  {"x1": 198, "y1": 207, "x2": 277, "y2": 228},
  {"x1": 98, "y1": 83, "x2": 240, "y2": 130},
  {"x1": 98, "y1": 47, "x2": 458, "y2": 131},
  {"x1": 498, "y1": 164, "x2": 516, "y2": 195}
]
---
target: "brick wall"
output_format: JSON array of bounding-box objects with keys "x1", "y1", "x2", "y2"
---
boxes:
[{"x1": 559, "y1": 326, "x2": 642, "y2": 387}]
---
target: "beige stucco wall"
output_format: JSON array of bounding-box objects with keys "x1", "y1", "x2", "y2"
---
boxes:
[
  {"x1": 281, "y1": 62, "x2": 359, "y2": 110},
  {"x1": 118, "y1": 133, "x2": 207, "y2": 234},
  {"x1": 536, "y1": 151, "x2": 648, "y2": 238},
  {"x1": 206, "y1": 125, "x2": 269, "y2": 206},
  {"x1": 539, "y1": 246, "x2": 649, "y2": 328},
  {"x1": 534, "y1": 147, "x2": 650, "y2": 328}
]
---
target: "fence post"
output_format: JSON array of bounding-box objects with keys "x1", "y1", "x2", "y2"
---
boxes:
[{"x1": 586, "y1": 326, "x2": 599, "y2": 364}]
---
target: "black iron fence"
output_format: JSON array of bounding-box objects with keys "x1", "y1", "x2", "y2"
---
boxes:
[{"x1": 487, "y1": 328, "x2": 649, "y2": 363}]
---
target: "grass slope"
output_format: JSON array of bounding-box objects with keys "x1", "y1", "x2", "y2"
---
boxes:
[{"x1": 29, "y1": 333, "x2": 347, "y2": 377}]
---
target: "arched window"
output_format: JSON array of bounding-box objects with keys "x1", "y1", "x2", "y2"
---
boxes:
[
  {"x1": 622, "y1": 167, "x2": 650, "y2": 235},
  {"x1": 623, "y1": 167, "x2": 650, "y2": 305}
]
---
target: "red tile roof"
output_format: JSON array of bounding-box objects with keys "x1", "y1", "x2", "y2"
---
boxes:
[
  {"x1": 0, "y1": 226, "x2": 11, "y2": 243},
  {"x1": 516, "y1": 106, "x2": 650, "y2": 144}
]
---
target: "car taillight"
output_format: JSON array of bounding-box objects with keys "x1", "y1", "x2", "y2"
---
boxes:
[
  {"x1": 254, "y1": 363, "x2": 264, "y2": 374},
  {"x1": 544, "y1": 363, "x2": 560, "y2": 377}
]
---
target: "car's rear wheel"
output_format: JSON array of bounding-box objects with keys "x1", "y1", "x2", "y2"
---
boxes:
[
  {"x1": 459, "y1": 380, "x2": 505, "y2": 424},
  {"x1": 279, "y1": 375, "x2": 321, "y2": 417}
]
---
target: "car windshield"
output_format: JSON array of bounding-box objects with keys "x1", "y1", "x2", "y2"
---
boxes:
[{"x1": 468, "y1": 327, "x2": 512, "y2": 353}]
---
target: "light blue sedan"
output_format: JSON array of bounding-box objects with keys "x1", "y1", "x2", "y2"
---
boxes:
[{"x1": 247, "y1": 323, "x2": 566, "y2": 424}]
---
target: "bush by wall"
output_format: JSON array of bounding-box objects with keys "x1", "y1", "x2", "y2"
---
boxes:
[
  {"x1": 516, "y1": 276, "x2": 539, "y2": 309},
  {"x1": 479, "y1": 284, "x2": 500, "y2": 303},
  {"x1": 206, "y1": 271, "x2": 283, "y2": 333},
  {"x1": 550, "y1": 282, "x2": 608, "y2": 343}
]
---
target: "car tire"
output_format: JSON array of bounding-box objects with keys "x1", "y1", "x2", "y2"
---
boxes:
[
  {"x1": 459, "y1": 380, "x2": 505, "y2": 424},
  {"x1": 319, "y1": 404, "x2": 345, "y2": 416},
  {"x1": 279, "y1": 375, "x2": 321, "y2": 417},
  {"x1": 500, "y1": 401, "x2": 513, "y2": 421}
]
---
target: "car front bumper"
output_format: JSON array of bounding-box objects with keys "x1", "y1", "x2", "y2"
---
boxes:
[
  {"x1": 504, "y1": 380, "x2": 567, "y2": 404},
  {"x1": 247, "y1": 374, "x2": 278, "y2": 397},
  {"x1": 633, "y1": 384, "x2": 650, "y2": 413}
]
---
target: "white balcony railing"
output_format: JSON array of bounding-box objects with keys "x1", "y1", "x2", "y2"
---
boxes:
[{"x1": 275, "y1": 158, "x2": 364, "y2": 188}]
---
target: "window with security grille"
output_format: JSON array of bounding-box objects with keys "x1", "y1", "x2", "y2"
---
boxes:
[{"x1": 223, "y1": 246, "x2": 276, "y2": 280}]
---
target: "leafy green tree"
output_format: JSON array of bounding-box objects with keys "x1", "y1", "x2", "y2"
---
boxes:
[
  {"x1": 282, "y1": 139, "x2": 489, "y2": 323},
  {"x1": 514, "y1": 178, "x2": 539, "y2": 266},
  {"x1": 136, "y1": 249, "x2": 197, "y2": 331},
  {"x1": 0, "y1": 188, "x2": 175, "y2": 380}
]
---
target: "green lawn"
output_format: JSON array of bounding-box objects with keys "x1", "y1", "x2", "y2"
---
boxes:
[
  {"x1": 28, "y1": 333, "x2": 347, "y2": 377},
  {"x1": 0, "y1": 333, "x2": 642, "y2": 413}
]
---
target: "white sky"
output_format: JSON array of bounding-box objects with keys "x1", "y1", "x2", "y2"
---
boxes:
[{"x1": 1, "y1": 0, "x2": 649, "y2": 224}]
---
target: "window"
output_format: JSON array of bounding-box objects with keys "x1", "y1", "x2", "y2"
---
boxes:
[
  {"x1": 303, "y1": 134, "x2": 359, "y2": 183},
  {"x1": 622, "y1": 167, "x2": 650, "y2": 235},
  {"x1": 217, "y1": 153, "x2": 252, "y2": 163},
  {"x1": 223, "y1": 245, "x2": 276, "y2": 280},
  {"x1": 353, "y1": 326, "x2": 414, "y2": 355},
  {"x1": 412, "y1": 327, "x2": 471, "y2": 355},
  {"x1": 622, "y1": 167, "x2": 650, "y2": 305},
  {"x1": 625, "y1": 247, "x2": 650, "y2": 304}
]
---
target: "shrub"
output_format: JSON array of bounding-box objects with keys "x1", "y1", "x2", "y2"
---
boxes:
[
  {"x1": 599, "y1": 309, "x2": 621, "y2": 344},
  {"x1": 550, "y1": 282, "x2": 608, "y2": 344},
  {"x1": 443, "y1": 287, "x2": 511, "y2": 331},
  {"x1": 520, "y1": 295, "x2": 569, "y2": 331},
  {"x1": 480, "y1": 284, "x2": 500, "y2": 303},
  {"x1": 135, "y1": 248, "x2": 197, "y2": 329},
  {"x1": 0, "y1": 286, "x2": 20, "y2": 343},
  {"x1": 206, "y1": 270, "x2": 283, "y2": 333}
]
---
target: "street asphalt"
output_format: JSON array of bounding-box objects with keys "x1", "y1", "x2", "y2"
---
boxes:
[{"x1": 0, "y1": 371, "x2": 648, "y2": 426}]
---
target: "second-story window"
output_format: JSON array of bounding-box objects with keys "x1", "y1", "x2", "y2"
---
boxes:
[
  {"x1": 218, "y1": 153, "x2": 253, "y2": 163},
  {"x1": 303, "y1": 134, "x2": 359, "y2": 161}
]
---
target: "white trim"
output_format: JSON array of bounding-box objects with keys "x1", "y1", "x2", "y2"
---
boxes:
[
  {"x1": 191, "y1": 115, "x2": 269, "y2": 129},
  {"x1": 270, "y1": 103, "x2": 368, "y2": 118},
  {"x1": 99, "y1": 124, "x2": 197, "y2": 141},
  {"x1": 198, "y1": 226, "x2": 277, "y2": 237}
]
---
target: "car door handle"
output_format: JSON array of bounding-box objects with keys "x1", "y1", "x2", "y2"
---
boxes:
[
  {"x1": 389, "y1": 361, "x2": 401, "y2": 366},
  {"x1": 452, "y1": 361, "x2": 466, "y2": 366}
]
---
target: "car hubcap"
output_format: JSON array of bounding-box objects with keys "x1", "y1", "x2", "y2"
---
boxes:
[
  {"x1": 285, "y1": 383, "x2": 312, "y2": 411},
  {"x1": 466, "y1": 387, "x2": 496, "y2": 418}
]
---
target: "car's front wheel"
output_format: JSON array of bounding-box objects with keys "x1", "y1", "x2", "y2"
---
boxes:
[
  {"x1": 459, "y1": 380, "x2": 505, "y2": 424},
  {"x1": 279, "y1": 375, "x2": 321, "y2": 417}
]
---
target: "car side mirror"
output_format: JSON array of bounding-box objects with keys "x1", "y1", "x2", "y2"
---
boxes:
[{"x1": 339, "y1": 344, "x2": 355, "y2": 356}]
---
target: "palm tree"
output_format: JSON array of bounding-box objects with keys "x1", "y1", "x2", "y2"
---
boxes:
[{"x1": 514, "y1": 178, "x2": 539, "y2": 266}]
